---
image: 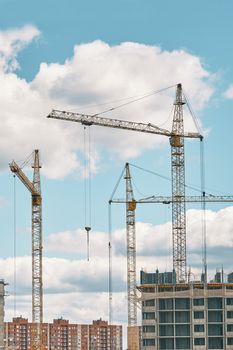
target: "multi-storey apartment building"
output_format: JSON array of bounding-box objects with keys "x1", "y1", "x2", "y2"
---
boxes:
[
  {"x1": 5, "y1": 316, "x2": 49, "y2": 350},
  {"x1": 4, "y1": 317, "x2": 122, "y2": 350},
  {"x1": 140, "y1": 269, "x2": 233, "y2": 350}
]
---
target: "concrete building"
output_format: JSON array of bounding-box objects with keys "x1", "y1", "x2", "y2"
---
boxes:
[
  {"x1": 139, "y1": 270, "x2": 233, "y2": 350},
  {"x1": 4, "y1": 317, "x2": 122, "y2": 350}
]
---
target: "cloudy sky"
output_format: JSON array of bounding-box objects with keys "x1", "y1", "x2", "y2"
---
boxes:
[{"x1": 1, "y1": 0, "x2": 233, "y2": 346}]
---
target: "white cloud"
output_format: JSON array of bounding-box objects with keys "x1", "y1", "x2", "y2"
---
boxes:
[
  {"x1": 0, "y1": 25, "x2": 40, "y2": 72},
  {"x1": 45, "y1": 206, "x2": 233, "y2": 257},
  {"x1": 0, "y1": 27, "x2": 214, "y2": 179},
  {"x1": 2, "y1": 206, "x2": 233, "y2": 297},
  {"x1": 223, "y1": 84, "x2": 233, "y2": 99}
]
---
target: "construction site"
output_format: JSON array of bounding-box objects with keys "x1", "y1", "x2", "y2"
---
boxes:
[{"x1": 0, "y1": 83, "x2": 233, "y2": 350}]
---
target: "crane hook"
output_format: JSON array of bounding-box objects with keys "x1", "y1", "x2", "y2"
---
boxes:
[{"x1": 85, "y1": 226, "x2": 91, "y2": 261}]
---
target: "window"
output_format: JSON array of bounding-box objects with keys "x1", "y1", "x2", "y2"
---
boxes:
[
  {"x1": 159, "y1": 312, "x2": 173, "y2": 323},
  {"x1": 159, "y1": 298, "x2": 173, "y2": 310},
  {"x1": 208, "y1": 311, "x2": 223, "y2": 322},
  {"x1": 193, "y1": 298, "x2": 204, "y2": 306},
  {"x1": 194, "y1": 311, "x2": 204, "y2": 319},
  {"x1": 208, "y1": 298, "x2": 222, "y2": 309},
  {"x1": 159, "y1": 325, "x2": 173, "y2": 336},
  {"x1": 194, "y1": 324, "x2": 204, "y2": 332},
  {"x1": 227, "y1": 338, "x2": 233, "y2": 345},
  {"x1": 143, "y1": 339, "x2": 155, "y2": 346},
  {"x1": 143, "y1": 312, "x2": 155, "y2": 320},
  {"x1": 227, "y1": 324, "x2": 233, "y2": 332},
  {"x1": 194, "y1": 338, "x2": 205, "y2": 346},
  {"x1": 175, "y1": 324, "x2": 190, "y2": 336},
  {"x1": 227, "y1": 298, "x2": 233, "y2": 305},
  {"x1": 175, "y1": 298, "x2": 190, "y2": 310},
  {"x1": 175, "y1": 311, "x2": 190, "y2": 323},
  {"x1": 227, "y1": 311, "x2": 233, "y2": 318},
  {"x1": 175, "y1": 337, "x2": 190, "y2": 349},
  {"x1": 145, "y1": 299, "x2": 155, "y2": 307},
  {"x1": 208, "y1": 337, "x2": 223, "y2": 349},
  {"x1": 208, "y1": 324, "x2": 223, "y2": 336},
  {"x1": 159, "y1": 338, "x2": 173, "y2": 350},
  {"x1": 143, "y1": 325, "x2": 155, "y2": 333}
]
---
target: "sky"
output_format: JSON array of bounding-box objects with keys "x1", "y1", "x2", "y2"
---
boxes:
[{"x1": 1, "y1": 0, "x2": 233, "y2": 346}]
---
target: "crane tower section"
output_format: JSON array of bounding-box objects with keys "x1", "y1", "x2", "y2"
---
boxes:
[
  {"x1": 9, "y1": 150, "x2": 43, "y2": 348},
  {"x1": 170, "y1": 84, "x2": 186, "y2": 282},
  {"x1": 31, "y1": 150, "x2": 43, "y2": 324},
  {"x1": 125, "y1": 163, "x2": 137, "y2": 327}
]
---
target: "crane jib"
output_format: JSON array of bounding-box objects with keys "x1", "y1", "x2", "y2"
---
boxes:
[{"x1": 47, "y1": 110, "x2": 203, "y2": 139}]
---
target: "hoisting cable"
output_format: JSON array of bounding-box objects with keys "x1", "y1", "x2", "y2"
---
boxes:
[
  {"x1": 83, "y1": 126, "x2": 91, "y2": 261},
  {"x1": 183, "y1": 91, "x2": 203, "y2": 136},
  {"x1": 108, "y1": 202, "x2": 113, "y2": 325},
  {"x1": 65, "y1": 84, "x2": 177, "y2": 113},
  {"x1": 157, "y1": 105, "x2": 174, "y2": 128},
  {"x1": 93, "y1": 84, "x2": 177, "y2": 117},
  {"x1": 131, "y1": 177, "x2": 148, "y2": 198},
  {"x1": 164, "y1": 203, "x2": 171, "y2": 272},
  {"x1": 19, "y1": 151, "x2": 34, "y2": 169},
  {"x1": 200, "y1": 137, "x2": 207, "y2": 285},
  {"x1": 129, "y1": 161, "x2": 230, "y2": 197},
  {"x1": 88, "y1": 127, "x2": 92, "y2": 232},
  {"x1": 129, "y1": 163, "x2": 212, "y2": 195},
  {"x1": 13, "y1": 174, "x2": 17, "y2": 318},
  {"x1": 109, "y1": 164, "x2": 127, "y2": 203}
]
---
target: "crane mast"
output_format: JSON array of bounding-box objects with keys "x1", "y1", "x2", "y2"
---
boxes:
[
  {"x1": 170, "y1": 83, "x2": 186, "y2": 282},
  {"x1": 9, "y1": 150, "x2": 43, "y2": 349},
  {"x1": 31, "y1": 150, "x2": 43, "y2": 325},
  {"x1": 125, "y1": 163, "x2": 137, "y2": 327}
]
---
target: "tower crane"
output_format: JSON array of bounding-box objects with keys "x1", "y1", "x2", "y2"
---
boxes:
[
  {"x1": 9, "y1": 150, "x2": 43, "y2": 349},
  {"x1": 47, "y1": 84, "x2": 203, "y2": 334},
  {"x1": 47, "y1": 83, "x2": 202, "y2": 323},
  {"x1": 110, "y1": 163, "x2": 233, "y2": 328},
  {"x1": 125, "y1": 163, "x2": 137, "y2": 327}
]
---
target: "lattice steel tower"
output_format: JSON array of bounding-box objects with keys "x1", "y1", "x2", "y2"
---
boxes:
[
  {"x1": 10, "y1": 150, "x2": 43, "y2": 348},
  {"x1": 125, "y1": 163, "x2": 137, "y2": 326},
  {"x1": 170, "y1": 83, "x2": 186, "y2": 282}
]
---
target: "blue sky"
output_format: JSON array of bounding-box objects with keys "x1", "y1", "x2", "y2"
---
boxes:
[{"x1": 1, "y1": 0, "x2": 233, "y2": 344}]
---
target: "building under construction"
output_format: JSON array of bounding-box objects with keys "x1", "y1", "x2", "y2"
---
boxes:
[{"x1": 139, "y1": 269, "x2": 233, "y2": 350}]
